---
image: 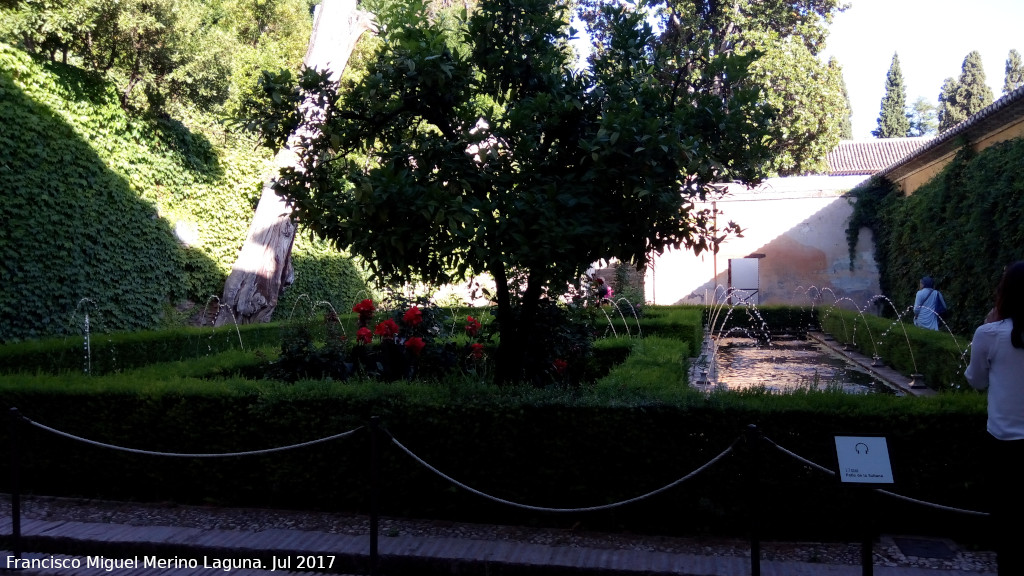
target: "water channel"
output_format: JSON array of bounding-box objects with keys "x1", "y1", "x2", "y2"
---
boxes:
[{"x1": 696, "y1": 335, "x2": 901, "y2": 395}]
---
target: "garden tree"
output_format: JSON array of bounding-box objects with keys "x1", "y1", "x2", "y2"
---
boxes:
[
  {"x1": 1004, "y1": 48, "x2": 1024, "y2": 95},
  {"x1": 216, "y1": 0, "x2": 375, "y2": 326},
  {"x1": 872, "y1": 53, "x2": 909, "y2": 138},
  {"x1": 836, "y1": 57, "x2": 853, "y2": 139},
  {"x1": 578, "y1": 0, "x2": 846, "y2": 176},
  {"x1": 250, "y1": 0, "x2": 775, "y2": 383},
  {"x1": 938, "y1": 51, "x2": 993, "y2": 133},
  {"x1": 908, "y1": 96, "x2": 937, "y2": 137}
]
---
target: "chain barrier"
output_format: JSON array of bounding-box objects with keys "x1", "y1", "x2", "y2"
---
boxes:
[
  {"x1": 760, "y1": 432, "x2": 990, "y2": 517},
  {"x1": 18, "y1": 413, "x2": 364, "y2": 458},
  {"x1": 14, "y1": 410, "x2": 991, "y2": 518},
  {"x1": 386, "y1": 428, "x2": 743, "y2": 513}
]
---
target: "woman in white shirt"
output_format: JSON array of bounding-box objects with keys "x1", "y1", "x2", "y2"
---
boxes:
[{"x1": 965, "y1": 261, "x2": 1024, "y2": 575}]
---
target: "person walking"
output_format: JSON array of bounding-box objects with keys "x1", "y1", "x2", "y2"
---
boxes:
[
  {"x1": 913, "y1": 276, "x2": 947, "y2": 330},
  {"x1": 965, "y1": 261, "x2": 1024, "y2": 575}
]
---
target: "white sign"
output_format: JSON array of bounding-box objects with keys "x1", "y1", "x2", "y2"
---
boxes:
[
  {"x1": 834, "y1": 436, "x2": 894, "y2": 484},
  {"x1": 728, "y1": 258, "x2": 760, "y2": 305}
]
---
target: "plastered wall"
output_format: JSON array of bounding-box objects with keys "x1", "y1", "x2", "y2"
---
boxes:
[{"x1": 644, "y1": 175, "x2": 885, "y2": 310}]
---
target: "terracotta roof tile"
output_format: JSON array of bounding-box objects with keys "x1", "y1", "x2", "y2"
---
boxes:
[{"x1": 826, "y1": 137, "x2": 933, "y2": 175}]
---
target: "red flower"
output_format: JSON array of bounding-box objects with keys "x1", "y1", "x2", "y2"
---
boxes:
[
  {"x1": 374, "y1": 319, "x2": 399, "y2": 339},
  {"x1": 470, "y1": 343, "x2": 485, "y2": 359},
  {"x1": 405, "y1": 336, "x2": 426, "y2": 355},
  {"x1": 353, "y1": 299, "x2": 376, "y2": 326},
  {"x1": 465, "y1": 316, "x2": 481, "y2": 336},
  {"x1": 352, "y1": 299, "x2": 375, "y2": 314},
  {"x1": 403, "y1": 306, "x2": 423, "y2": 326},
  {"x1": 356, "y1": 326, "x2": 372, "y2": 344},
  {"x1": 553, "y1": 359, "x2": 568, "y2": 374}
]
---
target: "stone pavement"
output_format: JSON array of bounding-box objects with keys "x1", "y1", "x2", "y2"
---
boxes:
[{"x1": 0, "y1": 515, "x2": 997, "y2": 576}]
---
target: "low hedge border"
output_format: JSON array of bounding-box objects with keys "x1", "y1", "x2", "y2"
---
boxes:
[{"x1": 819, "y1": 309, "x2": 972, "y2": 391}]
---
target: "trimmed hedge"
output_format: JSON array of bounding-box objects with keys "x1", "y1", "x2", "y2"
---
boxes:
[
  {"x1": 0, "y1": 377, "x2": 989, "y2": 543},
  {"x1": 819, "y1": 309, "x2": 971, "y2": 391},
  {"x1": 0, "y1": 323, "x2": 286, "y2": 375}
]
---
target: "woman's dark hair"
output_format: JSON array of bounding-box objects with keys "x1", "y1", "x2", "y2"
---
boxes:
[{"x1": 995, "y1": 261, "x2": 1024, "y2": 348}]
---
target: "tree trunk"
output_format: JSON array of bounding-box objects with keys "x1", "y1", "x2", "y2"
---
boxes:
[{"x1": 215, "y1": 0, "x2": 375, "y2": 326}]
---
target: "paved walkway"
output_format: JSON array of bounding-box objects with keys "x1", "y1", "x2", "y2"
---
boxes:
[{"x1": 0, "y1": 516, "x2": 996, "y2": 575}]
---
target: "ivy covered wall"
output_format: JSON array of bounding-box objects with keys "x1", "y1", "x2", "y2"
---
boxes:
[
  {"x1": 848, "y1": 138, "x2": 1024, "y2": 335},
  {"x1": 0, "y1": 44, "x2": 371, "y2": 342}
]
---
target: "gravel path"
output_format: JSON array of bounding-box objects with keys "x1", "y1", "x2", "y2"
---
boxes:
[{"x1": 0, "y1": 494, "x2": 997, "y2": 573}]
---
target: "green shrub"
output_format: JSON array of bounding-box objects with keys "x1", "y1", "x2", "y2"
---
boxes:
[{"x1": 819, "y1": 308, "x2": 971, "y2": 391}]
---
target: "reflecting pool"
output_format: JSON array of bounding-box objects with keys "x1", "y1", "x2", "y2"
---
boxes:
[{"x1": 706, "y1": 336, "x2": 901, "y2": 395}]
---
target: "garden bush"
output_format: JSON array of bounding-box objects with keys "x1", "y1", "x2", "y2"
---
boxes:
[{"x1": 819, "y1": 308, "x2": 971, "y2": 391}]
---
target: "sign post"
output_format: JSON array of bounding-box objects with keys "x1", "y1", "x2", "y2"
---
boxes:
[{"x1": 834, "y1": 436, "x2": 895, "y2": 576}]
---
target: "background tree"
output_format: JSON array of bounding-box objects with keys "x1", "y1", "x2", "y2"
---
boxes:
[
  {"x1": 936, "y1": 76, "x2": 962, "y2": 132},
  {"x1": 872, "y1": 52, "x2": 909, "y2": 138},
  {"x1": 835, "y1": 57, "x2": 854, "y2": 139},
  {"x1": 908, "y1": 96, "x2": 937, "y2": 137},
  {"x1": 578, "y1": 0, "x2": 846, "y2": 176},
  {"x1": 742, "y1": 30, "x2": 847, "y2": 173},
  {"x1": 0, "y1": 0, "x2": 315, "y2": 111},
  {"x1": 251, "y1": 0, "x2": 775, "y2": 383},
  {"x1": 1004, "y1": 48, "x2": 1024, "y2": 95},
  {"x1": 938, "y1": 51, "x2": 994, "y2": 133}
]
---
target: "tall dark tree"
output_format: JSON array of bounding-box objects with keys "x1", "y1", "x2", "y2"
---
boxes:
[
  {"x1": 246, "y1": 0, "x2": 776, "y2": 383},
  {"x1": 872, "y1": 52, "x2": 909, "y2": 138},
  {"x1": 938, "y1": 51, "x2": 994, "y2": 133},
  {"x1": 1004, "y1": 48, "x2": 1024, "y2": 95}
]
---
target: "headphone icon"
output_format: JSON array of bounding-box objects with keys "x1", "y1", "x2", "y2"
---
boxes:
[{"x1": 855, "y1": 442, "x2": 869, "y2": 454}]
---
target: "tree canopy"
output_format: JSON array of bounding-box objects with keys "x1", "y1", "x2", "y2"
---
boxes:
[
  {"x1": 872, "y1": 52, "x2": 909, "y2": 138},
  {"x1": 0, "y1": 0, "x2": 314, "y2": 111},
  {"x1": 1005, "y1": 48, "x2": 1024, "y2": 95},
  {"x1": 836, "y1": 57, "x2": 853, "y2": 140},
  {"x1": 577, "y1": 0, "x2": 847, "y2": 175},
  {"x1": 908, "y1": 96, "x2": 937, "y2": 137},
  {"x1": 938, "y1": 51, "x2": 994, "y2": 133},
  {"x1": 247, "y1": 0, "x2": 777, "y2": 382}
]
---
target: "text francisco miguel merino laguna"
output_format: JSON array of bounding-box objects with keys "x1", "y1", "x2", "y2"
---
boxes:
[{"x1": 7, "y1": 554, "x2": 337, "y2": 572}]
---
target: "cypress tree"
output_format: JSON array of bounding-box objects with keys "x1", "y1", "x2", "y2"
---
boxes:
[
  {"x1": 873, "y1": 53, "x2": 909, "y2": 138},
  {"x1": 955, "y1": 51, "x2": 994, "y2": 117},
  {"x1": 937, "y1": 77, "x2": 962, "y2": 132},
  {"x1": 938, "y1": 52, "x2": 995, "y2": 133},
  {"x1": 1005, "y1": 49, "x2": 1024, "y2": 94}
]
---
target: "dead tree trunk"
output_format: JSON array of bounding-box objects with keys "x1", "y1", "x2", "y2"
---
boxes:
[{"x1": 214, "y1": 0, "x2": 375, "y2": 326}]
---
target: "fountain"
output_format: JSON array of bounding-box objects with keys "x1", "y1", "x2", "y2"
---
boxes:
[
  {"x1": 68, "y1": 298, "x2": 97, "y2": 374},
  {"x1": 693, "y1": 286, "x2": 907, "y2": 395}
]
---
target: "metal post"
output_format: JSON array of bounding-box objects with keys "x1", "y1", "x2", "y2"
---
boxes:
[
  {"x1": 369, "y1": 416, "x2": 380, "y2": 576},
  {"x1": 744, "y1": 424, "x2": 761, "y2": 576},
  {"x1": 9, "y1": 407, "x2": 22, "y2": 560},
  {"x1": 860, "y1": 489, "x2": 874, "y2": 576}
]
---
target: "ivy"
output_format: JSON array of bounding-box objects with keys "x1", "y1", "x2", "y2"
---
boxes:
[
  {"x1": 0, "y1": 44, "x2": 370, "y2": 342},
  {"x1": 847, "y1": 138, "x2": 1024, "y2": 334}
]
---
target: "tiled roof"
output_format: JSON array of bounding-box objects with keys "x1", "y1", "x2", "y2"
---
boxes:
[{"x1": 826, "y1": 137, "x2": 933, "y2": 175}]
